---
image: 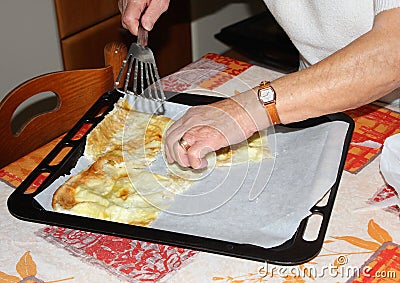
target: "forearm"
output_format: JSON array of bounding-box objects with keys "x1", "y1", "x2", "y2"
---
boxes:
[{"x1": 274, "y1": 8, "x2": 400, "y2": 124}]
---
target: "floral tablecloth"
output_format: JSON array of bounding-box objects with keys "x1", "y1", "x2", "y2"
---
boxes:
[{"x1": 1, "y1": 54, "x2": 399, "y2": 283}]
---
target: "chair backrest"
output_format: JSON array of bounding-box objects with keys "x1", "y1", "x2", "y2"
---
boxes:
[{"x1": 0, "y1": 42, "x2": 127, "y2": 168}]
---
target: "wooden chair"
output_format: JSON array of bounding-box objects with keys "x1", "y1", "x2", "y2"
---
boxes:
[{"x1": 0, "y1": 42, "x2": 127, "y2": 168}]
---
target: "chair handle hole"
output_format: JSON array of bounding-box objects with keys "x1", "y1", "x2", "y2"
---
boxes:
[{"x1": 11, "y1": 92, "x2": 59, "y2": 136}]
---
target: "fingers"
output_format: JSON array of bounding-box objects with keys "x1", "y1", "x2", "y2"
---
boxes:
[
  {"x1": 164, "y1": 120, "x2": 190, "y2": 166},
  {"x1": 163, "y1": 100, "x2": 253, "y2": 169},
  {"x1": 120, "y1": 0, "x2": 144, "y2": 35},
  {"x1": 165, "y1": 124, "x2": 226, "y2": 169},
  {"x1": 172, "y1": 138, "x2": 190, "y2": 167},
  {"x1": 119, "y1": 0, "x2": 170, "y2": 35},
  {"x1": 167, "y1": 130, "x2": 205, "y2": 169},
  {"x1": 185, "y1": 136, "x2": 217, "y2": 169},
  {"x1": 142, "y1": 0, "x2": 170, "y2": 31}
]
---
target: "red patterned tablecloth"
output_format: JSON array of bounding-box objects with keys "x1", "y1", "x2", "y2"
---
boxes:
[{"x1": 344, "y1": 104, "x2": 400, "y2": 173}]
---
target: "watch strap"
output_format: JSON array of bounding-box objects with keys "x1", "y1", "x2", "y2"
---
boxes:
[
  {"x1": 265, "y1": 103, "x2": 281, "y2": 125},
  {"x1": 259, "y1": 81, "x2": 281, "y2": 125}
]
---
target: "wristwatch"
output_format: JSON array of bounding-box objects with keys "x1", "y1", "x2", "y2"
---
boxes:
[{"x1": 257, "y1": 81, "x2": 281, "y2": 125}]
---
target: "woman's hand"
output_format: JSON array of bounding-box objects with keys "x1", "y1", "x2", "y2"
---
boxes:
[
  {"x1": 118, "y1": 0, "x2": 170, "y2": 35},
  {"x1": 164, "y1": 89, "x2": 272, "y2": 169}
]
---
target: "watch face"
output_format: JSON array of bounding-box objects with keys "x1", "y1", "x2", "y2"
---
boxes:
[{"x1": 259, "y1": 88, "x2": 274, "y2": 103}]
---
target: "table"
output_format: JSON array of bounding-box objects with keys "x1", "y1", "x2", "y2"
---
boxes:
[{"x1": 1, "y1": 54, "x2": 399, "y2": 283}]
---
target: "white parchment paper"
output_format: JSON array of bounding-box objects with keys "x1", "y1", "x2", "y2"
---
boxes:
[
  {"x1": 35, "y1": 96, "x2": 349, "y2": 249},
  {"x1": 151, "y1": 121, "x2": 349, "y2": 248}
]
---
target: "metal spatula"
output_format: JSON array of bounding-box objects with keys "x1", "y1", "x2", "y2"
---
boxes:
[{"x1": 114, "y1": 25, "x2": 165, "y2": 105}]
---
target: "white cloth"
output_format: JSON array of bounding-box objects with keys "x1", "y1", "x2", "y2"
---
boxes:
[
  {"x1": 262, "y1": 0, "x2": 400, "y2": 68},
  {"x1": 380, "y1": 133, "x2": 400, "y2": 206},
  {"x1": 262, "y1": 0, "x2": 400, "y2": 106}
]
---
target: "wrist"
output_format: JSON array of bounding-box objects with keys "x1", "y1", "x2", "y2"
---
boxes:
[{"x1": 233, "y1": 88, "x2": 273, "y2": 134}]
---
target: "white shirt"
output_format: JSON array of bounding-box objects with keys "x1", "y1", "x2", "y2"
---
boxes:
[{"x1": 262, "y1": 0, "x2": 400, "y2": 104}]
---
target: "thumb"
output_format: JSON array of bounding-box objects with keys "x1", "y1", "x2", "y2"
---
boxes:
[
  {"x1": 141, "y1": 16, "x2": 155, "y2": 31},
  {"x1": 141, "y1": 1, "x2": 169, "y2": 30}
]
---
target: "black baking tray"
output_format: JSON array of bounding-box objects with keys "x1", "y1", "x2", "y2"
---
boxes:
[{"x1": 7, "y1": 89, "x2": 354, "y2": 265}]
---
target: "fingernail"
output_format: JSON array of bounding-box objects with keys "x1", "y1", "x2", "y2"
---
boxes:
[{"x1": 142, "y1": 21, "x2": 152, "y2": 31}]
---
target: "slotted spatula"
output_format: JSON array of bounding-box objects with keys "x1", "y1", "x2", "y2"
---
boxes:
[{"x1": 114, "y1": 25, "x2": 165, "y2": 104}]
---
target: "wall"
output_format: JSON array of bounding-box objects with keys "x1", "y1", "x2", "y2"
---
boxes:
[
  {"x1": 0, "y1": 0, "x2": 63, "y2": 101},
  {"x1": 0, "y1": 0, "x2": 266, "y2": 97},
  {"x1": 0, "y1": 0, "x2": 266, "y2": 99},
  {"x1": 190, "y1": 0, "x2": 266, "y2": 60}
]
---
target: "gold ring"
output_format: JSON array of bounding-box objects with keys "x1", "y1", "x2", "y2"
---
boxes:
[{"x1": 178, "y1": 137, "x2": 191, "y2": 151}]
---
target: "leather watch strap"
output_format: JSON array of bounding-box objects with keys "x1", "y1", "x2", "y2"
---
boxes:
[
  {"x1": 258, "y1": 81, "x2": 281, "y2": 125},
  {"x1": 265, "y1": 103, "x2": 281, "y2": 125}
]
